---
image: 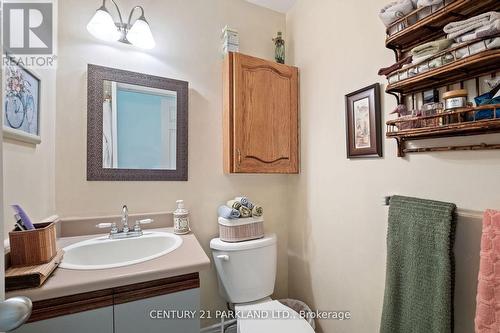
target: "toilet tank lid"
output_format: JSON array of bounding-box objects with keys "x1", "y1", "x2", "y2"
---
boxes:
[{"x1": 210, "y1": 233, "x2": 276, "y2": 251}]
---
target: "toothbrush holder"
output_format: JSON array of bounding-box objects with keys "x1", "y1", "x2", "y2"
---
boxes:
[{"x1": 9, "y1": 222, "x2": 57, "y2": 267}]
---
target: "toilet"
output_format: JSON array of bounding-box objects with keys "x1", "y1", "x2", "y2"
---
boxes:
[{"x1": 210, "y1": 234, "x2": 315, "y2": 333}]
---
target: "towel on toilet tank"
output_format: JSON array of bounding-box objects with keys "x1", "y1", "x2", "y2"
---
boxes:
[
  {"x1": 239, "y1": 205, "x2": 252, "y2": 218},
  {"x1": 252, "y1": 206, "x2": 264, "y2": 217},
  {"x1": 235, "y1": 196, "x2": 254, "y2": 210},
  {"x1": 227, "y1": 200, "x2": 242, "y2": 210},
  {"x1": 218, "y1": 205, "x2": 241, "y2": 219}
]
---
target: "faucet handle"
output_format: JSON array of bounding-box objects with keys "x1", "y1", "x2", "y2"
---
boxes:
[
  {"x1": 96, "y1": 222, "x2": 118, "y2": 234},
  {"x1": 138, "y1": 218, "x2": 154, "y2": 225},
  {"x1": 96, "y1": 223, "x2": 112, "y2": 228},
  {"x1": 134, "y1": 219, "x2": 154, "y2": 232}
]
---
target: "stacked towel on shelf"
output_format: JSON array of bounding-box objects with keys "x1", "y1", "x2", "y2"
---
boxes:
[
  {"x1": 416, "y1": 0, "x2": 442, "y2": 7},
  {"x1": 452, "y1": 38, "x2": 500, "y2": 59},
  {"x1": 415, "y1": 0, "x2": 447, "y2": 20},
  {"x1": 378, "y1": 56, "x2": 413, "y2": 76},
  {"x1": 444, "y1": 11, "x2": 500, "y2": 43},
  {"x1": 379, "y1": 0, "x2": 451, "y2": 33},
  {"x1": 410, "y1": 38, "x2": 453, "y2": 60},
  {"x1": 389, "y1": 39, "x2": 454, "y2": 80},
  {"x1": 379, "y1": 0, "x2": 414, "y2": 27}
]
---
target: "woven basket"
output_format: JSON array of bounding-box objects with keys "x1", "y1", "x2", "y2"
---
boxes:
[
  {"x1": 9, "y1": 222, "x2": 57, "y2": 267},
  {"x1": 218, "y1": 217, "x2": 264, "y2": 242}
]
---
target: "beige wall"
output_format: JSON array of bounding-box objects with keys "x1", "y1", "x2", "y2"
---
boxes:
[
  {"x1": 286, "y1": 0, "x2": 498, "y2": 332},
  {"x1": 3, "y1": 68, "x2": 57, "y2": 237},
  {"x1": 56, "y1": 0, "x2": 288, "y2": 322}
]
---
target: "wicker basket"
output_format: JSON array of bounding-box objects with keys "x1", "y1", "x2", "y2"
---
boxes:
[
  {"x1": 218, "y1": 217, "x2": 264, "y2": 242},
  {"x1": 9, "y1": 222, "x2": 57, "y2": 267}
]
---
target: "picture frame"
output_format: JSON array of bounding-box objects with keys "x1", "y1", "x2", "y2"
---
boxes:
[
  {"x1": 345, "y1": 83, "x2": 382, "y2": 158},
  {"x1": 3, "y1": 56, "x2": 42, "y2": 144},
  {"x1": 422, "y1": 88, "x2": 439, "y2": 104}
]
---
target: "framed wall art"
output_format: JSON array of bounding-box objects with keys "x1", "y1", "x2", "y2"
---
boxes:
[
  {"x1": 345, "y1": 83, "x2": 382, "y2": 158},
  {"x1": 3, "y1": 57, "x2": 41, "y2": 144}
]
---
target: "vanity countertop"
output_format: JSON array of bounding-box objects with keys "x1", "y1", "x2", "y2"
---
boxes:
[{"x1": 6, "y1": 228, "x2": 211, "y2": 302}]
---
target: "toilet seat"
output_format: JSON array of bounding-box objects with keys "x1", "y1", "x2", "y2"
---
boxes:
[{"x1": 235, "y1": 299, "x2": 315, "y2": 333}]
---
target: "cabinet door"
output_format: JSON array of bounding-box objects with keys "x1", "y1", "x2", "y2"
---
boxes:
[
  {"x1": 232, "y1": 53, "x2": 299, "y2": 173},
  {"x1": 12, "y1": 306, "x2": 113, "y2": 333},
  {"x1": 114, "y1": 288, "x2": 200, "y2": 333}
]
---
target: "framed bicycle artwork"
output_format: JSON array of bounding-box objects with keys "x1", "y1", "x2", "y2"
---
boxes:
[{"x1": 3, "y1": 57, "x2": 41, "y2": 144}]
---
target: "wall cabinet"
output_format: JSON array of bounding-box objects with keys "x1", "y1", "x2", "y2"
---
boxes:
[{"x1": 223, "y1": 52, "x2": 299, "y2": 173}]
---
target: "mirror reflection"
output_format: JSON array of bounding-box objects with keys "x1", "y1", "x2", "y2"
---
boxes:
[{"x1": 102, "y1": 80, "x2": 177, "y2": 170}]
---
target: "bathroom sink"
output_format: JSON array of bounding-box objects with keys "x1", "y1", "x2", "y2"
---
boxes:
[{"x1": 60, "y1": 231, "x2": 183, "y2": 270}]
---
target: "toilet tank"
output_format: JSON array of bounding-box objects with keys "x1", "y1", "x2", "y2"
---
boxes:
[{"x1": 210, "y1": 234, "x2": 277, "y2": 304}]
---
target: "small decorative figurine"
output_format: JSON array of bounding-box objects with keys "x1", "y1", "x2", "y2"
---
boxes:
[{"x1": 273, "y1": 31, "x2": 285, "y2": 64}]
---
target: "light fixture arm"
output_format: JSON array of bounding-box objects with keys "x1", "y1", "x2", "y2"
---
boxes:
[
  {"x1": 126, "y1": 6, "x2": 146, "y2": 27},
  {"x1": 101, "y1": 0, "x2": 125, "y2": 26}
]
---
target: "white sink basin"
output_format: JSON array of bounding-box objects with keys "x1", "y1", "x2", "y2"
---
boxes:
[{"x1": 60, "y1": 231, "x2": 183, "y2": 270}]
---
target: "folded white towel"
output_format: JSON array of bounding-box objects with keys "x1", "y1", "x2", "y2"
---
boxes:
[
  {"x1": 416, "y1": 0, "x2": 442, "y2": 8},
  {"x1": 444, "y1": 11, "x2": 500, "y2": 41},
  {"x1": 410, "y1": 39, "x2": 452, "y2": 58},
  {"x1": 379, "y1": 0, "x2": 415, "y2": 27},
  {"x1": 453, "y1": 37, "x2": 500, "y2": 59},
  {"x1": 454, "y1": 18, "x2": 500, "y2": 43}
]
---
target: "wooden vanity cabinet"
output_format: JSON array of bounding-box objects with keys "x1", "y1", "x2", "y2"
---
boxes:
[
  {"x1": 12, "y1": 273, "x2": 200, "y2": 333},
  {"x1": 223, "y1": 52, "x2": 299, "y2": 174}
]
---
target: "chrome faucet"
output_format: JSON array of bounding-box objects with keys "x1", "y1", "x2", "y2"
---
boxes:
[
  {"x1": 96, "y1": 205, "x2": 154, "y2": 239},
  {"x1": 121, "y1": 205, "x2": 129, "y2": 233}
]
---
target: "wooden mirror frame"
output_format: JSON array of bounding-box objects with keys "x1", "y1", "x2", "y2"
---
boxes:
[{"x1": 87, "y1": 64, "x2": 188, "y2": 181}]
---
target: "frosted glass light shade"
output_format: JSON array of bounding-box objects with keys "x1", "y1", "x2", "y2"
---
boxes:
[
  {"x1": 87, "y1": 9, "x2": 120, "y2": 42},
  {"x1": 127, "y1": 18, "x2": 155, "y2": 49}
]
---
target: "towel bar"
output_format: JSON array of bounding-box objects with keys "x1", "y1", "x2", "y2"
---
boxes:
[{"x1": 383, "y1": 195, "x2": 484, "y2": 219}]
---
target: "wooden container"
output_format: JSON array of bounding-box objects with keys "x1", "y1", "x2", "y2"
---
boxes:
[
  {"x1": 218, "y1": 217, "x2": 264, "y2": 242},
  {"x1": 9, "y1": 222, "x2": 57, "y2": 267}
]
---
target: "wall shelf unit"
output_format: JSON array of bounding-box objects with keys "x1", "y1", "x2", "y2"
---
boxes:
[
  {"x1": 387, "y1": 49, "x2": 500, "y2": 95},
  {"x1": 386, "y1": 0, "x2": 500, "y2": 52},
  {"x1": 383, "y1": 0, "x2": 500, "y2": 156},
  {"x1": 386, "y1": 104, "x2": 500, "y2": 156}
]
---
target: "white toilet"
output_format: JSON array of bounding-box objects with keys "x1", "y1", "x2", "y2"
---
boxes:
[{"x1": 210, "y1": 234, "x2": 315, "y2": 333}]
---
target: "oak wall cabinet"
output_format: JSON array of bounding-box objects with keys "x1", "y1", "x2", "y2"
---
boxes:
[{"x1": 223, "y1": 52, "x2": 299, "y2": 173}]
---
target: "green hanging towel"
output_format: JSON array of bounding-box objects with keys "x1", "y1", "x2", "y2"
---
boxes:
[{"x1": 380, "y1": 195, "x2": 456, "y2": 333}]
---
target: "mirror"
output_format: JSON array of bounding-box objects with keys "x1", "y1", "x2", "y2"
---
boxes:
[
  {"x1": 87, "y1": 65, "x2": 188, "y2": 181},
  {"x1": 102, "y1": 81, "x2": 177, "y2": 170}
]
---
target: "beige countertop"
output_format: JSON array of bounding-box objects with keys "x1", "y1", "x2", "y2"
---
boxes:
[{"x1": 6, "y1": 228, "x2": 211, "y2": 302}]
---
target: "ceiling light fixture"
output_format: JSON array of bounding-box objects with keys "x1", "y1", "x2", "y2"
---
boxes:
[{"x1": 87, "y1": 0, "x2": 155, "y2": 49}]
